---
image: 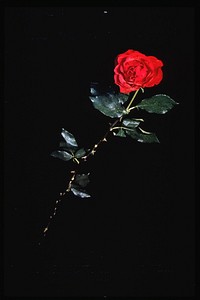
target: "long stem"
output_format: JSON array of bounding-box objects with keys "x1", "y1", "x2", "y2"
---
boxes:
[
  {"x1": 42, "y1": 170, "x2": 77, "y2": 237},
  {"x1": 126, "y1": 89, "x2": 140, "y2": 112},
  {"x1": 81, "y1": 118, "x2": 120, "y2": 160},
  {"x1": 42, "y1": 119, "x2": 121, "y2": 239},
  {"x1": 41, "y1": 120, "x2": 120, "y2": 239},
  {"x1": 42, "y1": 89, "x2": 141, "y2": 239}
]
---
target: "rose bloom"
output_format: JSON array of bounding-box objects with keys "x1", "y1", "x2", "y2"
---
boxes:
[{"x1": 114, "y1": 49, "x2": 163, "y2": 94}]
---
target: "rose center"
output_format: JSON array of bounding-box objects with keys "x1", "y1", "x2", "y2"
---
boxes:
[{"x1": 126, "y1": 64, "x2": 148, "y2": 83}]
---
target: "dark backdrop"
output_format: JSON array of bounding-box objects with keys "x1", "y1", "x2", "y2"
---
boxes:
[{"x1": 4, "y1": 5, "x2": 195, "y2": 298}]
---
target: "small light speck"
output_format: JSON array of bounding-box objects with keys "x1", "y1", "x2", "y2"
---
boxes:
[
  {"x1": 104, "y1": 10, "x2": 108, "y2": 14},
  {"x1": 43, "y1": 227, "x2": 48, "y2": 233}
]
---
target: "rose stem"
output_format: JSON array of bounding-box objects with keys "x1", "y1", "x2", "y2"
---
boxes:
[
  {"x1": 41, "y1": 90, "x2": 141, "y2": 240},
  {"x1": 41, "y1": 170, "x2": 77, "y2": 239},
  {"x1": 81, "y1": 118, "x2": 121, "y2": 160},
  {"x1": 41, "y1": 118, "x2": 122, "y2": 241},
  {"x1": 126, "y1": 89, "x2": 140, "y2": 112}
]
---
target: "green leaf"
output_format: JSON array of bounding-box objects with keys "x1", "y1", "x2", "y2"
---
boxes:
[
  {"x1": 113, "y1": 128, "x2": 126, "y2": 137},
  {"x1": 59, "y1": 141, "x2": 69, "y2": 149},
  {"x1": 90, "y1": 93, "x2": 128, "y2": 118},
  {"x1": 75, "y1": 148, "x2": 86, "y2": 158},
  {"x1": 125, "y1": 128, "x2": 160, "y2": 143},
  {"x1": 51, "y1": 150, "x2": 73, "y2": 161},
  {"x1": 61, "y1": 128, "x2": 78, "y2": 149},
  {"x1": 71, "y1": 184, "x2": 91, "y2": 198},
  {"x1": 136, "y1": 94, "x2": 178, "y2": 114},
  {"x1": 90, "y1": 83, "x2": 129, "y2": 104},
  {"x1": 122, "y1": 118, "x2": 141, "y2": 128},
  {"x1": 117, "y1": 93, "x2": 129, "y2": 104},
  {"x1": 75, "y1": 173, "x2": 90, "y2": 187}
]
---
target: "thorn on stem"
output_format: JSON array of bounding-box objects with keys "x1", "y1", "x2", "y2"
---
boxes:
[{"x1": 43, "y1": 227, "x2": 48, "y2": 233}]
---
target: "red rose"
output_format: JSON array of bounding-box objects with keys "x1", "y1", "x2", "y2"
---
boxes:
[{"x1": 114, "y1": 49, "x2": 163, "y2": 94}]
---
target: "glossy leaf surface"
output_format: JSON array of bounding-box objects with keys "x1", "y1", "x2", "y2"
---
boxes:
[
  {"x1": 61, "y1": 128, "x2": 78, "y2": 149},
  {"x1": 90, "y1": 83, "x2": 129, "y2": 104},
  {"x1": 126, "y1": 128, "x2": 160, "y2": 143},
  {"x1": 90, "y1": 93, "x2": 128, "y2": 118},
  {"x1": 71, "y1": 184, "x2": 91, "y2": 198},
  {"x1": 137, "y1": 94, "x2": 178, "y2": 114},
  {"x1": 75, "y1": 148, "x2": 86, "y2": 158},
  {"x1": 51, "y1": 150, "x2": 73, "y2": 161},
  {"x1": 113, "y1": 128, "x2": 126, "y2": 137},
  {"x1": 75, "y1": 173, "x2": 90, "y2": 187},
  {"x1": 122, "y1": 118, "x2": 141, "y2": 128}
]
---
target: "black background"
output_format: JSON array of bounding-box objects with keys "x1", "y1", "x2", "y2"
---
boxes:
[{"x1": 4, "y1": 4, "x2": 195, "y2": 298}]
